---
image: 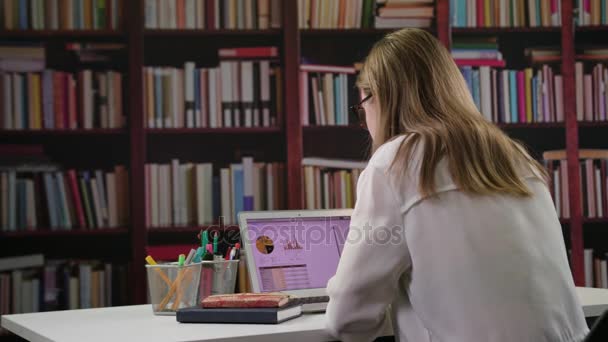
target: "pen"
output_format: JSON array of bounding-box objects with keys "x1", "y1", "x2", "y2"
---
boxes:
[
  {"x1": 233, "y1": 243, "x2": 241, "y2": 260},
  {"x1": 224, "y1": 246, "x2": 232, "y2": 260},
  {"x1": 145, "y1": 255, "x2": 171, "y2": 286},
  {"x1": 213, "y1": 232, "x2": 219, "y2": 255},
  {"x1": 185, "y1": 249, "x2": 196, "y2": 265}
]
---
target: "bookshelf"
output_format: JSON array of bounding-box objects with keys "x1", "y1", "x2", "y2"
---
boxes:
[{"x1": 0, "y1": 0, "x2": 604, "y2": 313}]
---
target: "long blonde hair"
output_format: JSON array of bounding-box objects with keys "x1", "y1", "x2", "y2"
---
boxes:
[{"x1": 357, "y1": 28, "x2": 546, "y2": 197}]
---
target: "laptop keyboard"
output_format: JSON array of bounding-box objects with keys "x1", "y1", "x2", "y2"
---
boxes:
[{"x1": 296, "y1": 296, "x2": 330, "y2": 304}]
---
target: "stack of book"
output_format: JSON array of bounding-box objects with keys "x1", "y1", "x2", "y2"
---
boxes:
[
  {"x1": 144, "y1": 0, "x2": 282, "y2": 30},
  {"x1": 144, "y1": 47, "x2": 280, "y2": 129},
  {"x1": 302, "y1": 158, "x2": 367, "y2": 210},
  {"x1": 575, "y1": 59, "x2": 608, "y2": 122},
  {"x1": 375, "y1": 0, "x2": 435, "y2": 29},
  {"x1": 0, "y1": 0, "x2": 122, "y2": 30},
  {"x1": 452, "y1": 37, "x2": 505, "y2": 67},
  {"x1": 0, "y1": 165, "x2": 130, "y2": 232},
  {"x1": 1, "y1": 69, "x2": 124, "y2": 130},
  {"x1": 300, "y1": 64, "x2": 358, "y2": 126},
  {"x1": 544, "y1": 150, "x2": 608, "y2": 219},
  {"x1": 145, "y1": 158, "x2": 285, "y2": 227},
  {"x1": 460, "y1": 64, "x2": 563, "y2": 124},
  {"x1": 576, "y1": 0, "x2": 608, "y2": 26},
  {"x1": 584, "y1": 249, "x2": 608, "y2": 289},
  {"x1": 451, "y1": 0, "x2": 561, "y2": 27},
  {"x1": 0, "y1": 255, "x2": 128, "y2": 318},
  {"x1": 297, "y1": 0, "x2": 376, "y2": 29},
  {"x1": 525, "y1": 46, "x2": 561, "y2": 64}
]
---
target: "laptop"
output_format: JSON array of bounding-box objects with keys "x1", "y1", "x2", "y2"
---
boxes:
[{"x1": 238, "y1": 209, "x2": 353, "y2": 312}]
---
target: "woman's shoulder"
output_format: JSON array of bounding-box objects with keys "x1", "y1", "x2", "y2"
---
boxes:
[{"x1": 368, "y1": 135, "x2": 411, "y2": 169}]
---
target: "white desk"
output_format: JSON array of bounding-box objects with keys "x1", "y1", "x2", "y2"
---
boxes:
[{"x1": 3, "y1": 287, "x2": 608, "y2": 342}]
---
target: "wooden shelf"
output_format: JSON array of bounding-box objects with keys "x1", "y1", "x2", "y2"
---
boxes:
[
  {"x1": 146, "y1": 127, "x2": 282, "y2": 134},
  {"x1": 300, "y1": 28, "x2": 434, "y2": 36},
  {"x1": 0, "y1": 129, "x2": 127, "y2": 136},
  {"x1": 578, "y1": 122, "x2": 608, "y2": 127},
  {"x1": 0, "y1": 29, "x2": 124, "y2": 39},
  {"x1": 575, "y1": 26, "x2": 608, "y2": 32},
  {"x1": 304, "y1": 125, "x2": 366, "y2": 132},
  {"x1": 0, "y1": 228, "x2": 129, "y2": 238},
  {"x1": 144, "y1": 29, "x2": 282, "y2": 37},
  {"x1": 452, "y1": 27, "x2": 561, "y2": 34},
  {"x1": 583, "y1": 218, "x2": 608, "y2": 224},
  {"x1": 496, "y1": 122, "x2": 565, "y2": 129},
  {"x1": 147, "y1": 225, "x2": 240, "y2": 235}
]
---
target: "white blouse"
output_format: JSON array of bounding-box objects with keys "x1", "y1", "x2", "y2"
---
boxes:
[{"x1": 326, "y1": 135, "x2": 589, "y2": 342}]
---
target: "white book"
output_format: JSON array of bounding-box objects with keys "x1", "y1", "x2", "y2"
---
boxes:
[
  {"x1": 260, "y1": 61, "x2": 271, "y2": 127},
  {"x1": 0, "y1": 254, "x2": 44, "y2": 272},
  {"x1": 479, "y1": 66, "x2": 492, "y2": 121},
  {"x1": 553, "y1": 169, "x2": 560, "y2": 216},
  {"x1": 83, "y1": 70, "x2": 94, "y2": 129},
  {"x1": 214, "y1": 0, "x2": 221, "y2": 29},
  {"x1": 300, "y1": 71, "x2": 309, "y2": 125},
  {"x1": 56, "y1": 172, "x2": 73, "y2": 229},
  {"x1": 79, "y1": 264, "x2": 92, "y2": 309},
  {"x1": 196, "y1": 0, "x2": 205, "y2": 29},
  {"x1": 172, "y1": 68, "x2": 181, "y2": 128},
  {"x1": 184, "y1": 62, "x2": 195, "y2": 128},
  {"x1": 69, "y1": 276, "x2": 79, "y2": 309},
  {"x1": 302, "y1": 157, "x2": 367, "y2": 169},
  {"x1": 12, "y1": 270, "x2": 22, "y2": 313},
  {"x1": 49, "y1": 0, "x2": 59, "y2": 29},
  {"x1": 171, "y1": 159, "x2": 181, "y2": 226},
  {"x1": 585, "y1": 249, "x2": 594, "y2": 287},
  {"x1": 95, "y1": 170, "x2": 108, "y2": 225},
  {"x1": 575, "y1": 62, "x2": 584, "y2": 121},
  {"x1": 145, "y1": 0, "x2": 158, "y2": 28},
  {"x1": 197, "y1": 68, "x2": 206, "y2": 128},
  {"x1": 323, "y1": 74, "x2": 335, "y2": 125},
  {"x1": 185, "y1": 0, "x2": 196, "y2": 28},
  {"x1": 168, "y1": 0, "x2": 177, "y2": 28},
  {"x1": 220, "y1": 61, "x2": 233, "y2": 128},
  {"x1": 554, "y1": 75, "x2": 564, "y2": 122},
  {"x1": 528, "y1": 0, "x2": 537, "y2": 27},
  {"x1": 195, "y1": 163, "x2": 213, "y2": 225},
  {"x1": 25, "y1": 179, "x2": 36, "y2": 229},
  {"x1": 502, "y1": 70, "x2": 511, "y2": 123},
  {"x1": 512, "y1": 0, "x2": 519, "y2": 26},
  {"x1": 208, "y1": 68, "x2": 218, "y2": 128},
  {"x1": 584, "y1": 74, "x2": 593, "y2": 121},
  {"x1": 13, "y1": 73, "x2": 22, "y2": 129},
  {"x1": 245, "y1": 0, "x2": 254, "y2": 29},
  {"x1": 304, "y1": 166, "x2": 315, "y2": 209},
  {"x1": 150, "y1": 164, "x2": 159, "y2": 227},
  {"x1": 220, "y1": 168, "x2": 232, "y2": 223},
  {"x1": 90, "y1": 178, "x2": 104, "y2": 228},
  {"x1": 241, "y1": 61, "x2": 254, "y2": 127},
  {"x1": 2, "y1": 73, "x2": 12, "y2": 129},
  {"x1": 106, "y1": 172, "x2": 118, "y2": 227},
  {"x1": 231, "y1": 61, "x2": 241, "y2": 127},
  {"x1": 323, "y1": 172, "x2": 330, "y2": 209},
  {"x1": 266, "y1": 164, "x2": 275, "y2": 210},
  {"x1": 596, "y1": 168, "x2": 603, "y2": 218}
]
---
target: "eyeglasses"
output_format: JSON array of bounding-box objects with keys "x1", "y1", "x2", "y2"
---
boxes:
[{"x1": 349, "y1": 94, "x2": 373, "y2": 130}]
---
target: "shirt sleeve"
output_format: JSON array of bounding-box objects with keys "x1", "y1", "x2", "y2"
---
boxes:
[{"x1": 325, "y1": 165, "x2": 411, "y2": 342}]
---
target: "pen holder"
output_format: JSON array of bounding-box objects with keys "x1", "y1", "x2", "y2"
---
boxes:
[
  {"x1": 198, "y1": 260, "x2": 239, "y2": 302},
  {"x1": 146, "y1": 262, "x2": 202, "y2": 315}
]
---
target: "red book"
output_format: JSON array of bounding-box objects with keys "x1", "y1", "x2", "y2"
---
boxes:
[
  {"x1": 218, "y1": 47, "x2": 279, "y2": 59},
  {"x1": 78, "y1": 71, "x2": 85, "y2": 129},
  {"x1": 202, "y1": 293, "x2": 292, "y2": 308},
  {"x1": 53, "y1": 72, "x2": 65, "y2": 129},
  {"x1": 205, "y1": 0, "x2": 215, "y2": 29},
  {"x1": 517, "y1": 71, "x2": 526, "y2": 123},
  {"x1": 176, "y1": 0, "x2": 185, "y2": 28},
  {"x1": 67, "y1": 169, "x2": 86, "y2": 228},
  {"x1": 477, "y1": 0, "x2": 484, "y2": 27},
  {"x1": 454, "y1": 59, "x2": 506, "y2": 67},
  {"x1": 68, "y1": 75, "x2": 77, "y2": 129}
]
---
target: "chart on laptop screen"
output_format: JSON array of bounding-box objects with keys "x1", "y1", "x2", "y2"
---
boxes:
[{"x1": 246, "y1": 216, "x2": 350, "y2": 292}]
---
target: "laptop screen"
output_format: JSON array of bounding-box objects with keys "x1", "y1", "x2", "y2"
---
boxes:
[{"x1": 244, "y1": 216, "x2": 351, "y2": 292}]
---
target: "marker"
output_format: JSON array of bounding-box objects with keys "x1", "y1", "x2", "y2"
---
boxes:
[
  {"x1": 203, "y1": 244, "x2": 214, "y2": 261},
  {"x1": 213, "y1": 232, "x2": 219, "y2": 255},
  {"x1": 178, "y1": 254, "x2": 185, "y2": 267},
  {"x1": 185, "y1": 249, "x2": 196, "y2": 265},
  {"x1": 145, "y1": 255, "x2": 158, "y2": 265},
  {"x1": 145, "y1": 255, "x2": 171, "y2": 286},
  {"x1": 224, "y1": 246, "x2": 232, "y2": 260},
  {"x1": 229, "y1": 247, "x2": 236, "y2": 260},
  {"x1": 233, "y1": 243, "x2": 241, "y2": 260}
]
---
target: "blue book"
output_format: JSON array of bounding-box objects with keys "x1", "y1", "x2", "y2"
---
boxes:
[
  {"x1": 42, "y1": 71, "x2": 55, "y2": 129},
  {"x1": 602, "y1": 0, "x2": 606, "y2": 24},
  {"x1": 43, "y1": 173, "x2": 58, "y2": 230},
  {"x1": 194, "y1": 68, "x2": 201, "y2": 126},
  {"x1": 334, "y1": 75, "x2": 341, "y2": 125},
  {"x1": 450, "y1": 0, "x2": 456, "y2": 26},
  {"x1": 22, "y1": 74, "x2": 28, "y2": 129},
  {"x1": 509, "y1": 71, "x2": 518, "y2": 123},
  {"x1": 212, "y1": 176, "x2": 220, "y2": 221},
  {"x1": 536, "y1": 0, "x2": 542, "y2": 26},
  {"x1": 154, "y1": 69, "x2": 162, "y2": 128},
  {"x1": 532, "y1": 77, "x2": 537, "y2": 122},
  {"x1": 457, "y1": 0, "x2": 467, "y2": 27},
  {"x1": 472, "y1": 69, "x2": 480, "y2": 110},
  {"x1": 17, "y1": 179, "x2": 26, "y2": 230},
  {"x1": 231, "y1": 165, "x2": 244, "y2": 224},
  {"x1": 462, "y1": 66, "x2": 472, "y2": 94},
  {"x1": 19, "y1": 0, "x2": 28, "y2": 29}
]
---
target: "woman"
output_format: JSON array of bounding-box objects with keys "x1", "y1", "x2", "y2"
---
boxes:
[{"x1": 325, "y1": 28, "x2": 588, "y2": 342}]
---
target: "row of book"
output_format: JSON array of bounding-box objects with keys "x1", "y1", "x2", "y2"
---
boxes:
[
  {"x1": 144, "y1": 49, "x2": 281, "y2": 129},
  {"x1": 1, "y1": 0, "x2": 122, "y2": 30},
  {"x1": 451, "y1": 0, "x2": 561, "y2": 28},
  {"x1": 375, "y1": 0, "x2": 434, "y2": 29},
  {"x1": 1, "y1": 70, "x2": 125, "y2": 131},
  {"x1": 0, "y1": 166, "x2": 129, "y2": 232},
  {"x1": 576, "y1": 62, "x2": 608, "y2": 122},
  {"x1": 297, "y1": 0, "x2": 377, "y2": 29},
  {"x1": 0, "y1": 255, "x2": 128, "y2": 317},
  {"x1": 145, "y1": 158, "x2": 285, "y2": 227},
  {"x1": 300, "y1": 64, "x2": 358, "y2": 127},
  {"x1": 585, "y1": 249, "x2": 608, "y2": 288},
  {"x1": 576, "y1": 0, "x2": 608, "y2": 26},
  {"x1": 302, "y1": 158, "x2": 366, "y2": 210},
  {"x1": 461, "y1": 65, "x2": 564, "y2": 124},
  {"x1": 144, "y1": 0, "x2": 282, "y2": 30}
]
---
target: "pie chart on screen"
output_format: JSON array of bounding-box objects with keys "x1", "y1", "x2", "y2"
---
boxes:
[{"x1": 256, "y1": 236, "x2": 275, "y2": 254}]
